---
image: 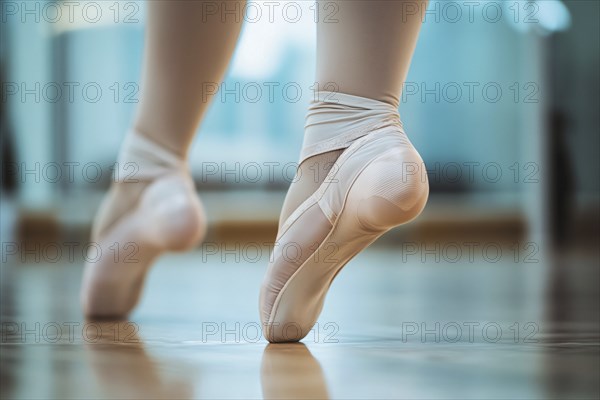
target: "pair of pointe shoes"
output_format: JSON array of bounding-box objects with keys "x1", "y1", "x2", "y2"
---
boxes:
[{"x1": 81, "y1": 118, "x2": 428, "y2": 343}]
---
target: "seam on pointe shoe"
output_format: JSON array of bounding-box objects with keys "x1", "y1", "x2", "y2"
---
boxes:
[{"x1": 317, "y1": 198, "x2": 336, "y2": 225}]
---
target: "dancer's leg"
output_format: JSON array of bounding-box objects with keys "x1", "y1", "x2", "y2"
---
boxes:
[
  {"x1": 261, "y1": 0, "x2": 429, "y2": 342},
  {"x1": 134, "y1": 0, "x2": 245, "y2": 157},
  {"x1": 82, "y1": 1, "x2": 245, "y2": 317}
]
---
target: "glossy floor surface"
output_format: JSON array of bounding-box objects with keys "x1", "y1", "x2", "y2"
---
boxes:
[{"x1": 1, "y1": 243, "x2": 599, "y2": 399}]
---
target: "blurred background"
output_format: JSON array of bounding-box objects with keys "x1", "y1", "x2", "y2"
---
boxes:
[
  {"x1": 2, "y1": 0, "x2": 597, "y2": 242},
  {"x1": 1, "y1": 1, "x2": 599, "y2": 399}
]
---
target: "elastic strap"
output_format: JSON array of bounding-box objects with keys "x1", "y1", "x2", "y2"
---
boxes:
[
  {"x1": 300, "y1": 91, "x2": 402, "y2": 163},
  {"x1": 113, "y1": 130, "x2": 187, "y2": 182}
]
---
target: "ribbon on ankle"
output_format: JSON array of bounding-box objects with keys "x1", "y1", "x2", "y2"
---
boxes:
[
  {"x1": 300, "y1": 91, "x2": 403, "y2": 163},
  {"x1": 113, "y1": 130, "x2": 188, "y2": 182}
]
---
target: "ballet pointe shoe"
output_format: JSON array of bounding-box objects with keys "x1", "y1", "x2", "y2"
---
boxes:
[
  {"x1": 260, "y1": 125, "x2": 428, "y2": 342},
  {"x1": 81, "y1": 173, "x2": 206, "y2": 318}
]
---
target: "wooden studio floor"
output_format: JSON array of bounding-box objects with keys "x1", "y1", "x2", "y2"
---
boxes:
[{"x1": 1, "y1": 240, "x2": 599, "y2": 399}]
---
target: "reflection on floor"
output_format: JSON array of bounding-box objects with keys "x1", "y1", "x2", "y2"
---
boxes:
[{"x1": 1, "y1": 243, "x2": 599, "y2": 399}]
